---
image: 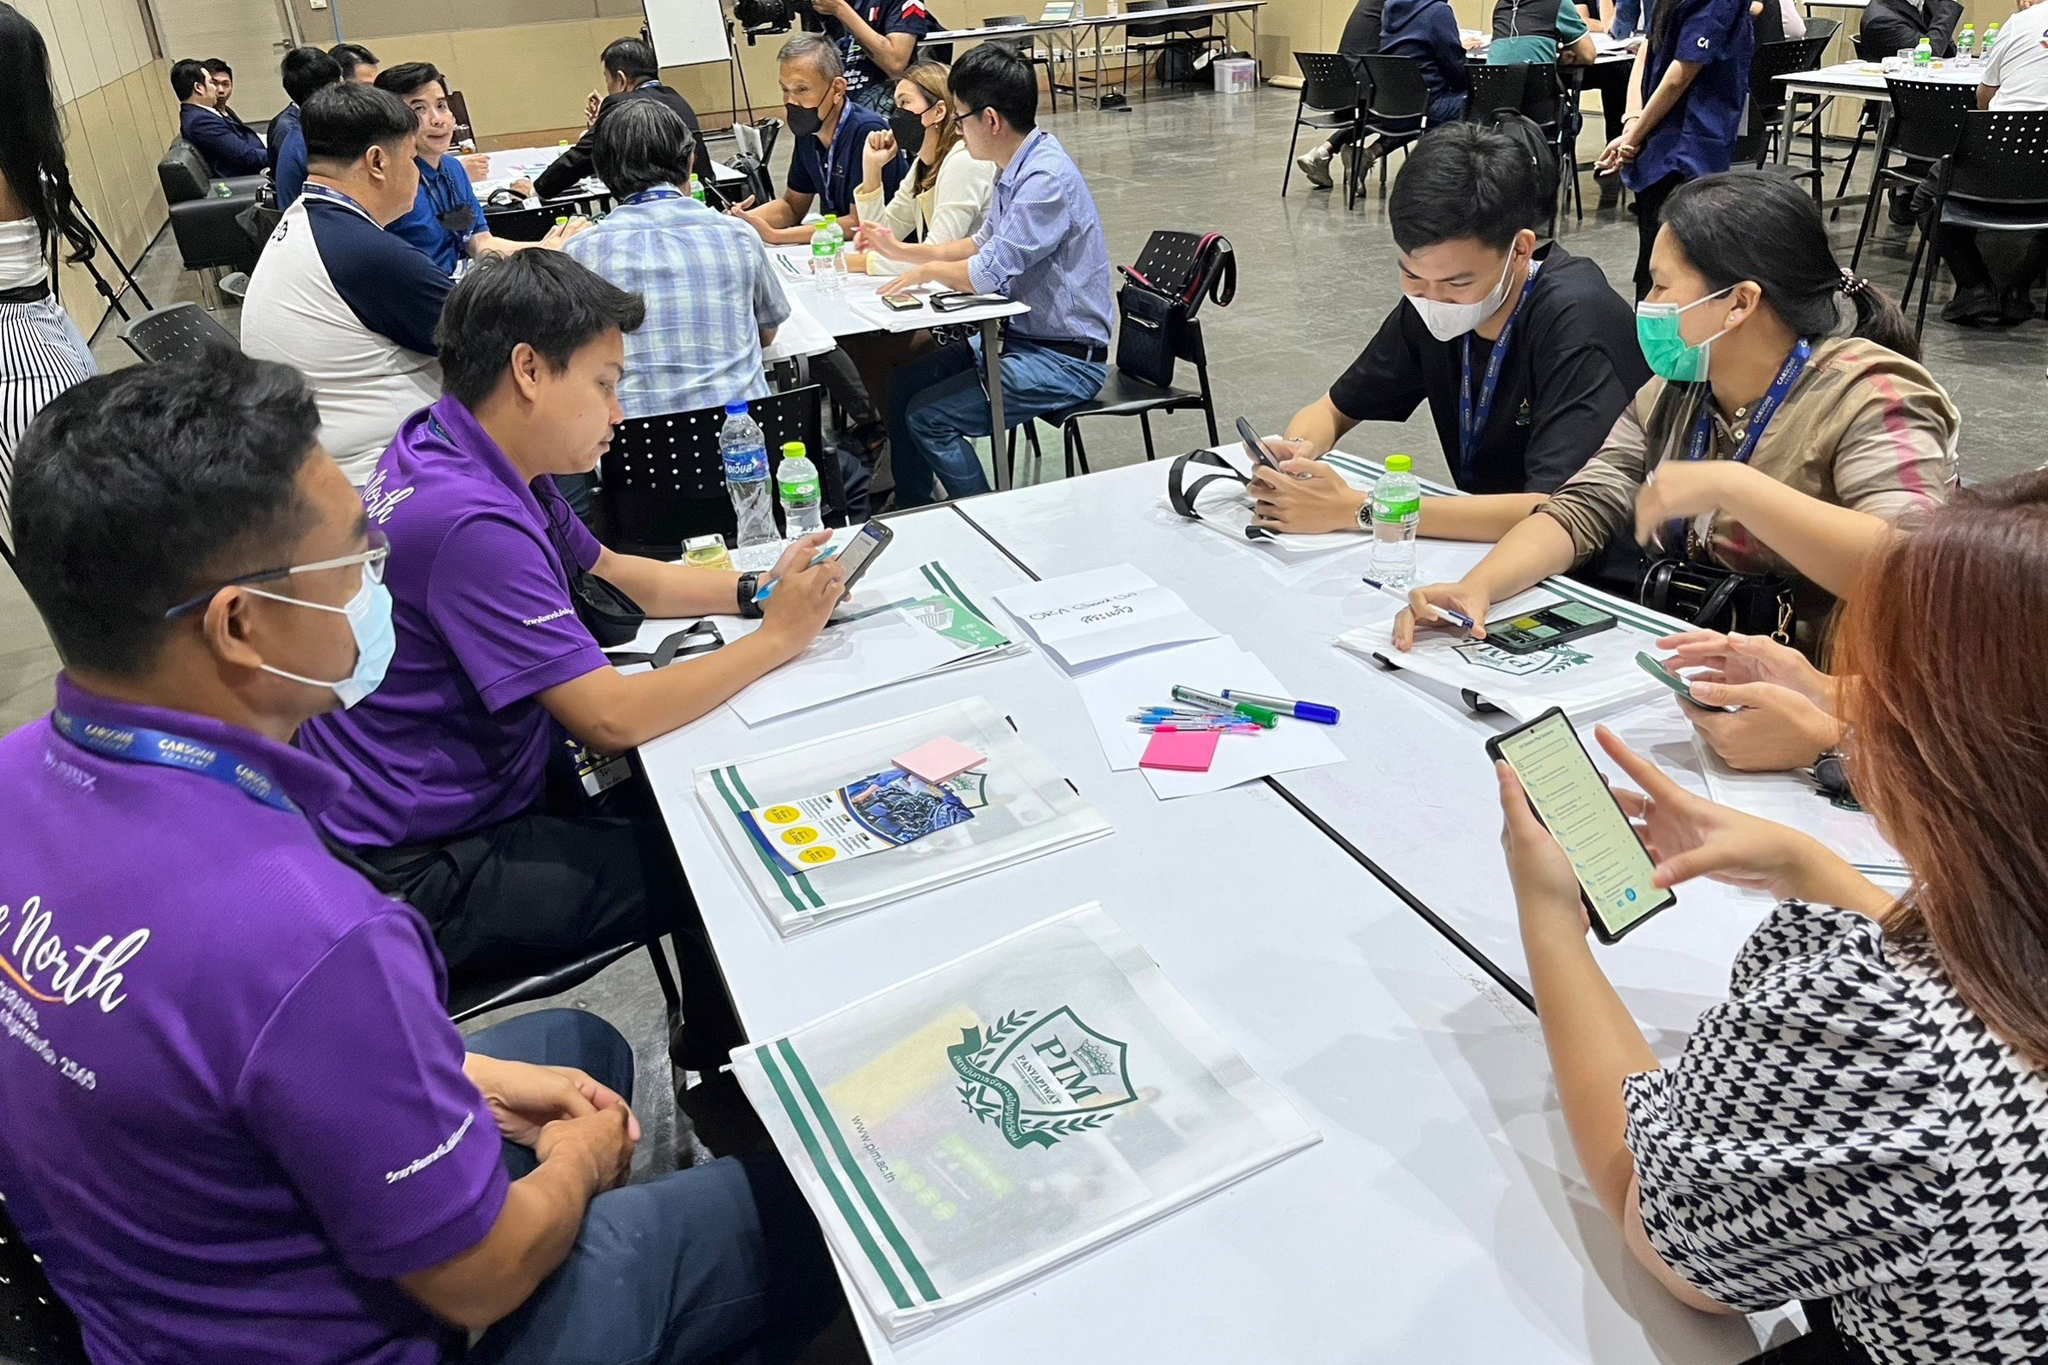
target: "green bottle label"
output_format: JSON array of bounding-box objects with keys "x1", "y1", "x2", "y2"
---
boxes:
[{"x1": 1374, "y1": 497, "x2": 1421, "y2": 522}]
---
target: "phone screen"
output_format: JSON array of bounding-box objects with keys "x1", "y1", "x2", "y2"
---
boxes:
[
  {"x1": 1492, "y1": 710, "x2": 1673, "y2": 939},
  {"x1": 1235, "y1": 417, "x2": 1282, "y2": 471},
  {"x1": 833, "y1": 522, "x2": 892, "y2": 590}
]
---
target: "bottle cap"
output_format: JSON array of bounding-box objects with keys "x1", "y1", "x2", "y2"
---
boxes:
[
  {"x1": 1385, "y1": 454, "x2": 1413, "y2": 472},
  {"x1": 781, "y1": 441, "x2": 806, "y2": 459},
  {"x1": 725, "y1": 402, "x2": 748, "y2": 415}
]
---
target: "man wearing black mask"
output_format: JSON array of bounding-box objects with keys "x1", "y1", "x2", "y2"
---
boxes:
[{"x1": 730, "y1": 33, "x2": 904, "y2": 245}]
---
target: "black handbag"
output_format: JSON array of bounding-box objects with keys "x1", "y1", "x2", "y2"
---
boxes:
[
  {"x1": 1638, "y1": 557, "x2": 1796, "y2": 642},
  {"x1": 537, "y1": 477, "x2": 647, "y2": 647},
  {"x1": 1114, "y1": 232, "x2": 1237, "y2": 389}
]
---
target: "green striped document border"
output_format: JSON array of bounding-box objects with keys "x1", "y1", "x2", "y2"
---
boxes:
[{"x1": 755, "y1": 1038, "x2": 943, "y2": 1311}]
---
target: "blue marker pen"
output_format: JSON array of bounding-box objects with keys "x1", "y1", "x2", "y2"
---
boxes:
[{"x1": 752, "y1": 545, "x2": 841, "y2": 603}]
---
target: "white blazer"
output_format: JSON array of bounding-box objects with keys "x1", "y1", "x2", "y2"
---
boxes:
[{"x1": 852, "y1": 141, "x2": 998, "y2": 277}]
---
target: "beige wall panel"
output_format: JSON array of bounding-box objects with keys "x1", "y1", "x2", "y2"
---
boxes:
[
  {"x1": 370, "y1": 30, "x2": 460, "y2": 75},
  {"x1": 597, "y1": 0, "x2": 644, "y2": 18},
  {"x1": 440, "y1": 21, "x2": 606, "y2": 137},
  {"x1": 93, "y1": 0, "x2": 142, "y2": 76},
  {"x1": 470, "y1": 0, "x2": 592, "y2": 28},
  {"x1": 308, "y1": 0, "x2": 459, "y2": 37},
  {"x1": 17, "y1": 0, "x2": 80, "y2": 105},
  {"x1": 42, "y1": 0, "x2": 102, "y2": 100}
]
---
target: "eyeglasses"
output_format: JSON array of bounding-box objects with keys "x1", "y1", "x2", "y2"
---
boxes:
[{"x1": 163, "y1": 529, "x2": 390, "y2": 620}]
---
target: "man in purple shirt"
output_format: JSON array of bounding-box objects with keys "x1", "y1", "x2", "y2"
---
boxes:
[
  {"x1": 862, "y1": 42, "x2": 1115, "y2": 508},
  {"x1": 0, "y1": 357, "x2": 836, "y2": 1364},
  {"x1": 294, "y1": 250, "x2": 846, "y2": 1091}
]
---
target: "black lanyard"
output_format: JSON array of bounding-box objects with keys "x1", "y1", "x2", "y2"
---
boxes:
[
  {"x1": 1663, "y1": 336, "x2": 1812, "y2": 552},
  {"x1": 1457, "y1": 259, "x2": 1542, "y2": 484},
  {"x1": 51, "y1": 706, "x2": 298, "y2": 814}
]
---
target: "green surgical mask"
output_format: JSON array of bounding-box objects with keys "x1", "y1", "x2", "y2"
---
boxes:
[{"x1": 1634, "y1": 286, "x2": 1736, "y2": 382}]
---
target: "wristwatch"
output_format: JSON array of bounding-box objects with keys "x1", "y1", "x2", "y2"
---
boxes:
[
  {"x1": 736, "y1": 572, "x2": 764, "y2": 620},
  {"x1": 1354, "y1": 494, "x2": 1373, "y2": 532}
]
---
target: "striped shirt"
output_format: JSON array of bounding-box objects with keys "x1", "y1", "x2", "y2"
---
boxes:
[{"x1": 562, "y1": 189, "x2": 789, "y2": 420}]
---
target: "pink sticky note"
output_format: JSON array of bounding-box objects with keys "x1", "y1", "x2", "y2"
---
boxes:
[
  {"x1": 1139, "y1": 728, "x2": 1221, "y2": 773},
  {"x1": 895, "y1": 737, "x2": 988, "y2": 785}
]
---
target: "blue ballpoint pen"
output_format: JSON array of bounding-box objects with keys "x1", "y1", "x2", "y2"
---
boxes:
[
  {"x1": 1359, "y1": 574, "x2": 1475, "y2": 629},
  {"x1": 752, "y1": 546, "x2": 841, "y2": 603}
]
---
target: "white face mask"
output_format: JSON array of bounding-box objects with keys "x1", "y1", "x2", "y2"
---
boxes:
[{"x1": 1406, "y1": 251, "x2": 1519, "y2": 342}]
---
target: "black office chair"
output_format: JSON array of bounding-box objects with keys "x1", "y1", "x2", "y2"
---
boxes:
[
  {"x1": 1508, "y1": 61, "x2": 1583, "y2": 218},
  {"x1": 121, "y1": 302, "x2": 240, "y2": 365},
  {"x1": 1126, "y1": 0, "x2": 1202, "y2": 100},
  {"x1": 1358, "y1": 54, "x2": 1433, "y2": 196},
  {"x1": 1850, "y1": 75, "x2": 1972, "y2": 270},
  {"x1": 597, "y1": 386, "x2": 838, "y2": 557},
  {"x1": 1012, "y1": 230, "x2": 1227, "y2": 483},
  {"x1": 0, "y1": 1193, "x2": 87, "y2": 1365},
  {"x1": 447, "y1": 937, "x2": 681, "y2": 1028},
  {"x1": 1466, "y1": 62, "x2": 1528, "y2": 120},
  {"x1": 1284, "y1": 52, "x2": 1366, "y2": 205},
  {"x1": 157, "y1": 139, "x2": 261, "y2": 303},
  {"x1": 1903, "y1": 109, "x2": 2048, "y2": 332},
  {"x1": 1731, "y1": 37, "x2": 1830, "y2": 203}
]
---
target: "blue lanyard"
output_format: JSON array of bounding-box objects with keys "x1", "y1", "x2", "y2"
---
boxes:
[
  {"x1": 51, "y1": 707, "x2": 299, "y2": 814},
  {"x1": 299, "y1": 182, "x2": 375, "y2": 224},
  {"x1": 1663, "y1": 336, "x2": 1812, "y2": 553},
  {"x1": 1457, "y1": 259, "x2": 1542, "y2": 484},
  {"x1": 623, "y1": 187, "x2": 686, "y2": 205}
]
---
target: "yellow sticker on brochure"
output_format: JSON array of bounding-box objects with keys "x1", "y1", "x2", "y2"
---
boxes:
[
  {"x1": 762, "y1": 804, "x2": 803, "y2": 824},
  {"x1": 780, "y1": 826, "x2": 819, "y2": 845},
  {"x1": 797, "y1": 846, "x2": 838, "y2": 864}
]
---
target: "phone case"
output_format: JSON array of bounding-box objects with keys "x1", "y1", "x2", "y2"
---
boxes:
[
  {"x1": 1484, "y1": 607, "x2": 1620, "y2": 655},
  {"x1": 1483, "y1": 707, "x2": 1676, "y2": 944}
]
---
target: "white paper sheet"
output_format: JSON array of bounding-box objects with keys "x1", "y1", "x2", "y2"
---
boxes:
[
  {"x1": 993, "y1": 564, "x2": 1220, "y2": 669},
  {"x1": 1697, "y1": 742, "x2": 1909, "y2": 880},
  {"x1": 1069, "y1": 636, "x2": 1345, "y2": 797},
  {"x1": 728, "y1": 607, "x2": 961, "y2": 725}
]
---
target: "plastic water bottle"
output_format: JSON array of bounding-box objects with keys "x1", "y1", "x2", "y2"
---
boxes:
[
  {"x1": 1370, "y1": 454, "x2": 1423, "y2": 589},
  {"x1": 811, "y1": 215, "x2": 842, "y2": 291},
  {"x1": 719, "y1": 403, "x2": 777, "y2": 548},
  {"x1": 688, "y1": 175, "x2": 705, "y2": 203},
  {"x1": 776, "y1": 441, "x2": 824, "y2": 537},
  {"x1": 1913, "y1": 36, "x2": 1933, "y2": 68},
  {"x1": 1958, "y1": 24, "x2": 1975, "y2": 59},
  {"x1": 1984, "y1": 22, "x2": 2001, "y2": 58}
]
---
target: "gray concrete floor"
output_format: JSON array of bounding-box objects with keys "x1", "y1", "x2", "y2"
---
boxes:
[{"x1": 3, "y1": 80, "x2": 2046, "y2": 1359}]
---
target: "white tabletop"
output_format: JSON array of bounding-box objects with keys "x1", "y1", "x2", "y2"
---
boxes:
[
  {"x1": 477, "y1": 143, "x2": 745, "y2": 200},
  {"x1": 1777, "y1": 58, "x2": 1987, "y2": 92},
  {"x1": 950, "y1": 459, "x2": 1780, "y2": 1049},
  {"x1": 766, "y1": 243, "x2": 1030, "y2": 338},
  {"x1": 632, "y1": 503, "x2": 1789, "y2": 1363}
]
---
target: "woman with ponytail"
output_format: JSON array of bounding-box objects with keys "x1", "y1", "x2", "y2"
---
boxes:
[
  {"x1": 0, "y1": 0, "x2": 97, "y2": 534},
  {"x1": 1395, "y1": 169, "x2": 1960, "y2": 658}
]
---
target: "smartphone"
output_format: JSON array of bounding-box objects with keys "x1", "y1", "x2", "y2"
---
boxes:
[
  {"x1": 1485, "y1": 707, "x2": 1676, "y2": 943},
  {"x1": 1634, "y1": 651, "x2": 1742, "y2": 713},
  {"x1": 833, "y1": 520, "x2": 895, "y2": 592},
  {"x1": 1484, "y1": 601, "x2": 1619, "y2": 654},
  {"x1": 879, "y1": 293, "x2": 924, "y2": 312},
  {"x1": 1234, "y1": 416, "x2": 1283, "y2": 471}
]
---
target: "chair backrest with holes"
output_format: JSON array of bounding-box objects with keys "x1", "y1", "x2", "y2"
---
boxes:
[
  {"x1": 121, "y1": 303, "x2": 241, "y2": 366},
  {"x1": 1946, "y1": 108, "x2": 2048, "y2": 204},
  {"x1": 598, "y1": 386, "x2": 831, "y2": 556},
  {"x1": 1469, "y1": 62, "x2": 1528, "y2": 118},
  {"x1": 1361, "y1": 53, "x2": 1430, "y2": 121},
  {"x1": 1885, "y1": 75, "x2": 1977, "y2": 165},
  {"x1": 1805, "y1": 15, "x2": 1840, "y2": 45},
  {"x1": 0, "y1": 1193, "x2": 87, "y2": 1364},
  {"x1": 1516, "y1": 60, "x2": 1561, "y2": 130},
  {"x1": 1294, "y1": 51, "x2": 1365, "y2": 111}
]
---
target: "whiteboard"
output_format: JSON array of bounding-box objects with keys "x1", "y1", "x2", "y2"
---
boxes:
[{"x1": 641, "y1": 0, "x2": 734, "y2": 67}]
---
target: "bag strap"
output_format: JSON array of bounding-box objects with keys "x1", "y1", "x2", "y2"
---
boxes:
[
  {"x1": 1166, "y1": 447, "x2": 1251, "y2": 521},
  {"x1": 1183, "y1": 232, "x2": 1235, "y2": 316},
  {"x1": 605, "y1": 620, "x2": 725, "y2": 669}
]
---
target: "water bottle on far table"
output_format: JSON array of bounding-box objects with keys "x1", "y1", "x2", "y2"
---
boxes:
[
  {"x1": 1913, "y1": 36, "x2": 1933, "y2": 68},
  {"x1": 777, "y1": 441, "x2": 824, "y2": 537},
  {"x1": 1985, "y1": 22, "x2": 2002, "y2": 58},
  {"x1": 719, "y1": 403, "x2": 778, "y2": 548},
  {"x1": 1369, "y1": 454, "x2": 1422, "y2": 589},
  {"x1": 1958, "y1": 24, "x2": 1976, "y2": 60}
]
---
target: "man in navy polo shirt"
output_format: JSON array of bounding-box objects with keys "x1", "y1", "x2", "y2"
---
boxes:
[
  {"x1": 375, "y1": 61, "x2": 583, "y2": 274},
  {"x1": 732, "y1": 32, "x2": 903, "y2": 244},
  {"x1": 271, "y1": 45, "x2": 343, "y2": 209},
  {"x1": 295, "y1": 250, "x2": 846, "y2": 1085},
  {"x1": 0, "y1": 356, "x2": 838, "y2": 1365}
]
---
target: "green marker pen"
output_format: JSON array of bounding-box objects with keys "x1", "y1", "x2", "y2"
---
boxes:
[{"x1": 1171, "y1": 685, "x2": 1278, "y2": 728}]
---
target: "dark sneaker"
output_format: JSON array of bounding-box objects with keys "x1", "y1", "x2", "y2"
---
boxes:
[{"x1": 1941, "y1": 284, "x2": 2002, "y2": 326}]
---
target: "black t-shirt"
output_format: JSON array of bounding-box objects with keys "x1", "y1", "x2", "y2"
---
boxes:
[{"x1": 1326, "y1": 243, "x2": 1649, "y2": 494}]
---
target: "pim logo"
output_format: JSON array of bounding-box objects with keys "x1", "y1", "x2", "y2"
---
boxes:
[{"x1": 949, "y1": 1006, "x2": 1135, "y2": 1149}]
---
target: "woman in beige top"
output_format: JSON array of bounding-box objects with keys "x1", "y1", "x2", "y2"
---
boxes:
[
  {"x1": 1394, "y1": 170, "x2": 1959, "y2": 656},
  {"x1": 846, "y1": 61, "x2": 995, "y2": 277}
]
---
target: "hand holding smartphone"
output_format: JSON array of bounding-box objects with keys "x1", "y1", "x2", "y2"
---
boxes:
[
  {"x1": 1235, "y1": 416, "x2": 1284, "y2": 472},
  {"x1": 1634, "y1": 651, "x2": 1743, "y2": 713},
  {"x1": 1486, "y1": 707, "x2": 1676, "y2": 943}
]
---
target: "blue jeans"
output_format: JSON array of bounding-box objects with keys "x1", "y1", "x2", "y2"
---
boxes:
[
  {"x1": 462, "y1": 1010, "x2": 840, "y2": 1365},
  {"x1": 886, "y1": 337, "x2": 1107, "y2": 508}
]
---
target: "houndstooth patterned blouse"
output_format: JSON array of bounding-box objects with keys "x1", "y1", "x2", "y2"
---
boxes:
[{"x1": 1622, "y1": 901, "x2": 2048, "y2": 1363}]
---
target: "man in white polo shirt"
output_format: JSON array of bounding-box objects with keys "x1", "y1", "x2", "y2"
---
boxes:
[{"x1": 241, "y1": 82, "x2": 449, "y2": 485}]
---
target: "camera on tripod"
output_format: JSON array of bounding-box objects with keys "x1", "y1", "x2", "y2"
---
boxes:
[{"x1": 732, "y1": 0, "x2": 813, "y2": 39}]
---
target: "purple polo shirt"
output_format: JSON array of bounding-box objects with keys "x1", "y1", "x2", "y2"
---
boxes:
[
  {"x1": 298, "y1": 394, "x2": 609, "y2": 848},
  {"x1": 0, "y1": 676, "x2": 507, "y2": 1365}
]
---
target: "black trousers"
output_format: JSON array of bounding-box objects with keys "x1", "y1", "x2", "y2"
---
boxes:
[
  {"x1": 1630, "y1": 173, "x2": 1684, "y2": 299},
  {"x1": 1583, "y1": 57, "x2": 1633, "y2": 144},
  {"x1": 353, "y1": 779, "x2": 745, "y2": 1073}
]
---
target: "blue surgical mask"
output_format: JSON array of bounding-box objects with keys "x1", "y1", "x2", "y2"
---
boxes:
[{"x1": 249, "y1": 575, "x2": 397, "y2": 708}]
